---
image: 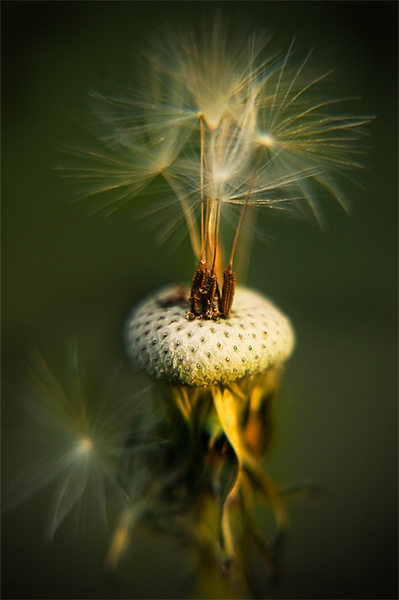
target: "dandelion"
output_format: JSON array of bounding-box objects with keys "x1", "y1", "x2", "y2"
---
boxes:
[
  {"x1": 58, "y1": 15, "x2": 372, "y2": 596},
  {"x1": 63, "y1": 18, "x2": 370, "y2": 315},
  {"x1": 3, "y1": 347, "x2": 160, "y2": 540}
]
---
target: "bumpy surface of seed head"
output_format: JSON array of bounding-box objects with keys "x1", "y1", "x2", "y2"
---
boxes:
[{"x1": 125, "y1": 285, "x2": 295, "y2": 386}]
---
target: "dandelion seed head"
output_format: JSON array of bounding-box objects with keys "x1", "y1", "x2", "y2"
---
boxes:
[
  {"x1": 49, "y1": 16, "x2": 373, "y2": 583},
  {"x1": 125, "y1": 285, "x2": 295, "y2": 386}
]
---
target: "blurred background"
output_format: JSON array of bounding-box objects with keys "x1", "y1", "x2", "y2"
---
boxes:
[{"x1": 2, "y1": 2, "x2": 397, "y2": 599}]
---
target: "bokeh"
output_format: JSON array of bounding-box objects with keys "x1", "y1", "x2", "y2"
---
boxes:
[{"x1": 2, "y1": 2, "x2": 397, "y2": 599}]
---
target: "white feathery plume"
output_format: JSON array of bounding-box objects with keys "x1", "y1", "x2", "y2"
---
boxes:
[
  {"x1": 3, "y1": 348, "x2": 159, "y2": 540},
  {"x1": 61, "y1": 17, "x2": 372, "y2": 287}
]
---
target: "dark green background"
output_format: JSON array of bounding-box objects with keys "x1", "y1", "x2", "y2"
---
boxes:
[{"x1": 2, "y1": 2, "x2": 398, "y2": 599}]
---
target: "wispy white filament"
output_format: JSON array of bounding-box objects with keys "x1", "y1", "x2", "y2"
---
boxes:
[
  {"x1": 62, "y1": 17, "x2": 371, "y2": 260},
  {"x1": 3, "y1": 349, "x2": 157, "y2": 539}
]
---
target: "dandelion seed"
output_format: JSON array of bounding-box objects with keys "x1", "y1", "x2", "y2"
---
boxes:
[
  {"x1": 63, "y1": 16, "x2": 371, "y2": 319},
  {"x1": 3, "y1": 348, "x2": 159, "y2": 540}
]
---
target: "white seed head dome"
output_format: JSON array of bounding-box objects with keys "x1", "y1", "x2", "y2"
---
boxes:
[{"x1": 125, "y1": 285, "x2": 295, "y2": 387}]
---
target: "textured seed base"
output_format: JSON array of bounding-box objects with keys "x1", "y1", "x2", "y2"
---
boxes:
[{"x1": 125, "y1": 285, "x2": 295, "y2": 386}]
